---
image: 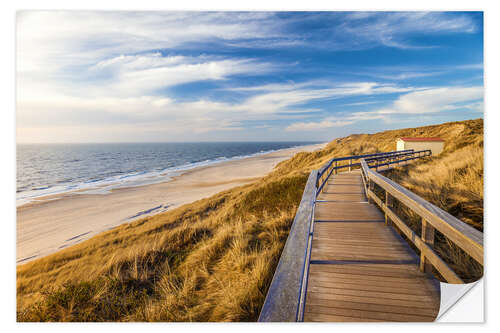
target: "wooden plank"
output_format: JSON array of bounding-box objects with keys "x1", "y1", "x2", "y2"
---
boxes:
[
  {"x1": 326, "y1": 177, "x2": 363, "y2": 182},
  {"x1": 305, "y1": 304, "x2": 435, "y2": 322},
  {"x1": 323, "y1": 180, "x2": 361, "y2": 184},
  {"x1": 307, "y1": 291, "x2": 438, "y2": 309},
  {"x1": 306, "y1": 296, "x2": 438, "y2": 317},
  {"x1": 309, "y1": 274, "x2": 434, "y2": 292},
  {"x1": 321, "y1": 185, "x2": 364, "y2": 194},
  {"x1": 304, "y1": 312, "x2": 384, "y2": 322},
  {"x1": 312, "y1": 240, "x2": 412, "y2": 252},
  {"x1": 314, "y1": 244, "x2": 415, "y2": 255},
  {"x1": 315, "y1": 202, "x2": 384, "y2": 221},
  {"x1": 314, "y1": 237, "x2": 402, "y2": 245},
  {"x1": 311, "y1": 251, "x2": 416, "y2": 262},
  {"x1": 311, "y1": 250, "x2": 416, "y2": 261},
  {"x1": 314, "y1": 221, "x2": 396, "y2": 230},
  {"x1": 322, "y1": 273, "x2": 433, "y2": 290},
  {"x1": 327, "y1": 180, "x2": 363, "y2": 184},
  {"x1": 309, "y1": 276, "x2": 434, "y2": 295},
  {"x1": 329, "y1": 175, "x2": 362, "y2": 179},
  {"x1": 314, "y1": 226, "x2": 396, "y2": 235},
  {"x1": 328, "y1": 175, "x2": 363, "y2": 180},
  {"x1": 386, "y1": 191, "x2": 393, "y2": 226},
  {"x1": 308, "y1": 267, "x2": 433, "y2": 283},
  {"x1": 307, "y1": 285, "x2": 438, "y2": 303},
  {"x1": 316, "y1": 192, "x2": 366, "y2": 201},
  {"x1": 420, "y1": 218, "x2": 435, "y2": 273},
  {"x1": 314, "y1": 231, "x2": 400, "y2": 242},
  {"x1": 307, "y1": 263, "x2": 427, "y2": 278},
  {"x1": 314, "y1": 232, "x2": 395, "y2": 239},
  {"x1": 311, "y1": 240, "x2": 415, "y2": 253},
  {"x1": 327, "y1": 181, "x2": 363, "y2": 185},
  {"x1": 313, "y1": 222, "x2": 415, "y2": 243}
]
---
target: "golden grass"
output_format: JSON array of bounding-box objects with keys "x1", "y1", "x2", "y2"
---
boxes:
[
  {"x1": 17, "y1": 118, "x2": 483, "y2": 321},
  {"x1": 382, "y1": 120, "x2": 483, "y2": 281}
]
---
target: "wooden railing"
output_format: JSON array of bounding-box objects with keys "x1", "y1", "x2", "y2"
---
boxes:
[
  {"x1": 316, "y1": 149, "x2": 415, "y2": 195},
  {"x1": 360, "y1": 159, "x2": 484, "y2": 284},
  {"x1": 258, "y1": 149, "x2": 431, "y2": 322}
]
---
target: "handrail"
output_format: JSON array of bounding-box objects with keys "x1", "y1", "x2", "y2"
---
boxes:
[
  {"x1": 360, "y1": 159, "x2": 483, "y2": 284},
  {"x1": 317, "y1": 149, "x2": 414, "y2": 180},
  {"x1": 364, "y1": 149, "x2": 432, "y2": 172},
  {"x1": 259, "y1": 148, "x2": 432, "y2": 321},
  {"x1": 316, "y1": 149, "x2": 415, "y2": 195},
  {"x1": 258, "y1": 171, "x2": 317, "y2": 322}
]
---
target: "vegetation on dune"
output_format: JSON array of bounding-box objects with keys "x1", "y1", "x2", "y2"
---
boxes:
[
  {"x1": 17, "y1": 175, "x2": 307, "y2": 321},
  {"x1": 17, "y1": 118, "x2": 483, "y2": 321},
  {"x1": 382, "y1": 119, "x2": 483, "y2": 282}
]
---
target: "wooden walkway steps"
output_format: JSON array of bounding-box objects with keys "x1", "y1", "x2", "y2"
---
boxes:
[
  {"x1": 303, "y1": 170, "x2": 440, "y2": 322},
  {"x1": 259, "y1": 150, "x2": 482, "y2": 322}
]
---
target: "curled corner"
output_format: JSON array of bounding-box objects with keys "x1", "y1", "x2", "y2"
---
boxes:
[{"x1": 436, "y1": 279, "x2": 484, "y2": 322}]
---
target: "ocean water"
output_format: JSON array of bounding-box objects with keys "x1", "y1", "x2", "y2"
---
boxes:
[{"x1": 16, "y1": 142, "x2": 319, "y2": 206}]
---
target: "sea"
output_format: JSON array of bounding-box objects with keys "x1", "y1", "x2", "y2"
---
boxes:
[{"x1": 16, "y1": 142, "x2": 320, "y2": 207}]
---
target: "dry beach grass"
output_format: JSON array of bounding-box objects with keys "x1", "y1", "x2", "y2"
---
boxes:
[{"x1": 17, "y1": 118, "x2": 483, "y2": 321}]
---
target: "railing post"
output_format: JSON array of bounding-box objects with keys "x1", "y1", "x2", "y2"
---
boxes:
[
  {"x1": 385, "y1": 191, "x2": 393, "y2": 226},
  {"x1": 420, "y1": 218, "x2": 435, "y2": 274},
  {"x1": 367, "y1": 178, "x2": 374, "y2": 203},
  {"x1": 335, "y1": 160, "x2": 338, "y2": 175},
  {"x1": 348, "y1": 158, "x2": 352, "y2": 172}
]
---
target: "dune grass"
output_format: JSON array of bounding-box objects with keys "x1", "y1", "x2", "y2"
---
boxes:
[
  {"x1": 382, "y1": 120, "x2": 483, "y2": 282},
  {"x1": 17, "y1": 118, "x2": 483, "y2": 321}
]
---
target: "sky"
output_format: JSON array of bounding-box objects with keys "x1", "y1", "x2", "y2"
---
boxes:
[{"x1": 16, "y1": 11, "x2": 484, "y2": 143}]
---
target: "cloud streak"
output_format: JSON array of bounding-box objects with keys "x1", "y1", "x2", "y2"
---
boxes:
[
  {"x1": 16, "y1": 11, "x2": 483, "y2": 142},
  {"x1": 339, "y1": 12, "x2": 478, "y2": 49},
  {"x1": 285, "y1": 85, "x2": 484, "y2": 131}
]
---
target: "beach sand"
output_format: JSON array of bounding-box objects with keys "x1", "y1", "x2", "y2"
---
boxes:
[{"x1": 17, "y1": 143, "x2": 326, "y2": 264}]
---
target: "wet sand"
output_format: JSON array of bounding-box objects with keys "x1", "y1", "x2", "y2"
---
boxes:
[{"x1": 16, "y1": 143, "x2": 326, "y2": 264}]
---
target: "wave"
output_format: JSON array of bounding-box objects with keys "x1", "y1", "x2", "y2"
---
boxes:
[{"x1": 16, "y1": 143, "x2": 314, "y2": 207}]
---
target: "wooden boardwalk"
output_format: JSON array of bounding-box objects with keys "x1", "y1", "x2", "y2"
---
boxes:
[{"x1": 303, "y1": 170, "x2": 440, "y2": 322}]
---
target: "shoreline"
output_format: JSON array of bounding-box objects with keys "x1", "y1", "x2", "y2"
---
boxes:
[
  {"x1": 16, "y1": 142, "x2": 321, "y2": 208},
  {"x1": 17, "y1": 142, "x2": 326, "y2": 264}
]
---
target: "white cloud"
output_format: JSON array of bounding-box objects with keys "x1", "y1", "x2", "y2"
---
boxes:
[
  {"x1": 231, "y1": 81, "x2": 417, "y2": 115},
  {"x1": 286, "y1": 119, "x2": 354, "y2": 131},
  {"x1": 351, "y1": 86, "x2": 483, "y2": 120},
  {"x1": 340, "y1": 12, "x2": 477, "y2": 49},
  {"x1": 341, "y1": 101, "x2": 381, "y2": 106},
  {"x1": 463, "y1": 101, "x2": 484, "y2": 113},
  {"x1": 16, "y1": 11, "x2": 478, "y2": 78},
  {"x1": 18, "y1": 53, "x2": 274, "y2": 101},
  {"x1": 15, "y1": 12, "x2": 482, "y2": 142},
  {"x1": 284, "y1": 85, "x2": 484, "y2": 131},
  {"x1": 17, "y1": 80, "x2": 419, "y2": 141},
  {"x1": 455, "y1": 63, "x2": 484, "y2": 70},
  {"x1": 97, "y1": 55, "x2": 273, "y2": 97},
  {"x1": 16, "y1": 11, "x2": 280, "y2": 71},
  {"x1": 16, "y1": 12, "x2": 281, "y2": 119},
  {"x1": 388, "y1": 86, "x2": 483, "y2": 114}
]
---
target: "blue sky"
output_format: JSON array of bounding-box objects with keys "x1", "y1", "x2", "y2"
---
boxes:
[{"x1": 16, "y1": 11, "x2": 483, "y2": 143}]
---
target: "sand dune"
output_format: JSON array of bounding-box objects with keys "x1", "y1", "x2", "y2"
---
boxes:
[{"x1": 16, "y1": 143, "x2": 325, "y2": 264}]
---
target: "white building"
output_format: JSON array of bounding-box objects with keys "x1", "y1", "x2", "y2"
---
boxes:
[{"x1": 396, "y1": 137, "x2": 444, "y2": 156}]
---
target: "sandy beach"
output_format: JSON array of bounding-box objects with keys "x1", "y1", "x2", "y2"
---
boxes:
[{"x1": 17, "y1": 143, "x2": 326, "y2": 264}]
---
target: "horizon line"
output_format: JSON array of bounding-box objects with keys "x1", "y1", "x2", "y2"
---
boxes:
[{"x1": 16, "y1": 140, "x2": 328, "y2": 145}]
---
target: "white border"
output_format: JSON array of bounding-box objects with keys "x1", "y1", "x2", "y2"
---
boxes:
[{"x1": 3, "y1": 1, "x2": 497, "y2": 331}]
